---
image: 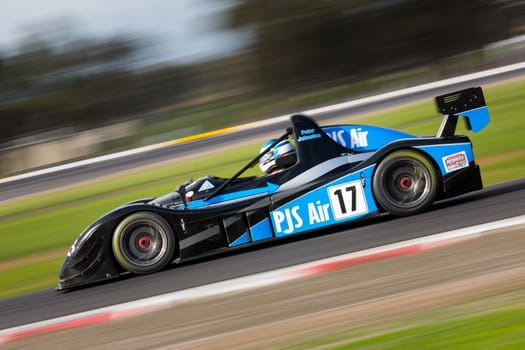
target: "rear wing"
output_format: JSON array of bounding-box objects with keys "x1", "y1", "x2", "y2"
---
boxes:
[{"x1": 435, "y1": 87, "x2": 490, "y2": 137}]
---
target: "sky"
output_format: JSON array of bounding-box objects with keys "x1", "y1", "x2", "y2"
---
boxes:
[{"x1": 0, "y1": 0, "x2": 247, "y2": 63}]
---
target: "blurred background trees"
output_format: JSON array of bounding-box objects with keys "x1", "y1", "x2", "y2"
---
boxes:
[
  {"x1": 1, "y1": 0, "x2": 524, "y2": 170},
  {"x1": 226, "y1": 0, "x2": 518, "y2": 90},
  {"x1": 0, "y1": 35, "x2": 191, "y2": 140}
]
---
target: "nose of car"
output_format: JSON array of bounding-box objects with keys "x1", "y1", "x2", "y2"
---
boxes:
[{"x1": 56, "y1": 231, "x2": 105, "y2": 289}]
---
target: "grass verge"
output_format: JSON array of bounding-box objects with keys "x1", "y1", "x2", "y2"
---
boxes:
[{"x1": 286, "y1": 295, "x2": 525, "y2": 350}]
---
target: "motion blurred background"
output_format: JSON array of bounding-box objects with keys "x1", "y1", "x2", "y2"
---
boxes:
[{"x1": 1, "y1": 0, "x2": 525, "y2": 176}]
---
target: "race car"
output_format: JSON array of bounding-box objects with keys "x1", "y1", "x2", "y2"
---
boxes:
[{"x1": 58, "y1": 87, "x2": 490, "y2": 290}]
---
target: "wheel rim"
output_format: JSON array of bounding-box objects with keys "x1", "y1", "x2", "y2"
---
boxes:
[
  {"x1": 382, "y1": 159, "x2": 432, "y2": 208},
  {"x1": 119, "y1": 220, "x2": 169, "y2": 267}
]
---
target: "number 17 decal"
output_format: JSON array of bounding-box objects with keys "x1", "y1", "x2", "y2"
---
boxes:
[{"x1": 327, "y1": 180, "x2": 368, "y2": 220}]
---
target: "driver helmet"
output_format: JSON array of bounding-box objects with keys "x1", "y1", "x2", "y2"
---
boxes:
[{"x1": 259, "y1": 139, "x2": 296, "y2": 174}]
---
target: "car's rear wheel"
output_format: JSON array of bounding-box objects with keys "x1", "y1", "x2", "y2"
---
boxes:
[
  {"x1": 112, "y1": 212, "x2": 176, "y2": 274},
  {"x1": 373, "y1": 149, "x2": 438, "y2": 216}
]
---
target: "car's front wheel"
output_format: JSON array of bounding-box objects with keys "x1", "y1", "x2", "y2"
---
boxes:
[
  {"x1": 112, "y1": 212, "x2": 176, "y2": 274},
  {"x1": 373, "y1": 150, "x2": 439, "y2": 216}
]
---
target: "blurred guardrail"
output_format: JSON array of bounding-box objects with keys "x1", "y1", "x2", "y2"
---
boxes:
[{"x1": 1, "y1": 61, "x2": 525, "y2": 186}]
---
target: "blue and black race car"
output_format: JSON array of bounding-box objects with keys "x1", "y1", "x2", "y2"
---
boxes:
[{"x1": 58, "y1": 87, "x2": 490, "y2": 290}]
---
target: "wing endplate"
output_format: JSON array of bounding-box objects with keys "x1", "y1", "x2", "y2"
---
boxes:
[{"x1": 435, "y1": 87, "x2": 490, "y2": 136}]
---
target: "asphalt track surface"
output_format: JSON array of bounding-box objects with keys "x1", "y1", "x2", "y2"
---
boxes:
[
  {"x1": 1, "y1": 178, "x2": 524, "y2": 332},
  {"x1": 2, "y1": 65, "x2": 525, "y2": 201}
]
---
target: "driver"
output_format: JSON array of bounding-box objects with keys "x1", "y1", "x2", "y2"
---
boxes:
[{"x1": 259, "y1": 139, "x2": 297, "y2": 175}]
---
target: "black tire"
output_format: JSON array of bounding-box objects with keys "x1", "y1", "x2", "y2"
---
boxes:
[
  {"x1": 373, "y1": 150, "x2": 439, "y2": 216},
  {"x1": 112, "y1": 212, "x2": 176, "y2": 274}
]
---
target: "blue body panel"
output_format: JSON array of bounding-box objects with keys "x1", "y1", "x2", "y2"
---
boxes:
[
  {"x1": 228, "y1": 140, "x2": 477, "y2": 248},
  {"x1": 269, "y1": 165, "x2": 377, "y2": 236},
  {"x1": 223, "y1": 125, "x2": 480, "y2": 248}
]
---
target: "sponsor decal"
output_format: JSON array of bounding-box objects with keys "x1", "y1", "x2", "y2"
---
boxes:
[
  {"x1": 327, "y1": 181, "x2": 368, "y2": 220},
  {"x1": 271, "y1": 205, "x2": 304, "y2": 234},
  {"x1": 327, "y1": 129, "x2": 347, "y2": 146},
  {"x1": 326, "y1": 127, "x2": 369, "y2": 148},
  {"x1": 198, "y1": 180, "x2": 215, "y2": 192},
  {"x1": 297, "y1": 128, "x2": 321, "y2": 142},
  {"x1": 349, "y1": 128, "x2": 369, "y2": 148},
  {"x1": 442, "y1": 151, "x2": 468, "y2": 173},
  {"x1": 271, "y1": 180, "x2": 367, "y2": 235}
]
